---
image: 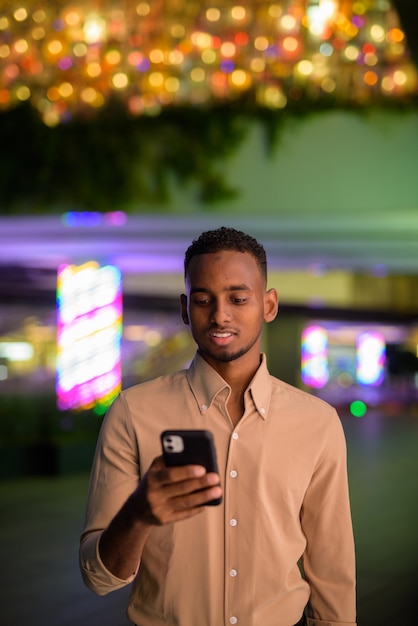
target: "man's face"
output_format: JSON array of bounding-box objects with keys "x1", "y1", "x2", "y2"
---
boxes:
[{"x1": 181, "y1": 250, "x2": 278, "y2": 372}]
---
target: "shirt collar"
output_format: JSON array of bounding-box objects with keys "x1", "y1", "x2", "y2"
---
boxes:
[{"x1": 186, "y1": 352, "x2": 272, "y2": 420}]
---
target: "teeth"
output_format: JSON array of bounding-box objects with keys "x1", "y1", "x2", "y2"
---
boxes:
[{"x1": 212, "y1": 332, "x2": 232, "y2": 338}]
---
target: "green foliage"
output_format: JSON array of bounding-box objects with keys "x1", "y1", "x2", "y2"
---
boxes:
[
  {"x1": 0, "y1": 100, "x2": 250, "y2": 212},
  {"x1": 0, "y1": 392, "x2": 102, "y2": 445},
  {"x1": 0, "y1": 94, "x2": 417, "y2": 213}
]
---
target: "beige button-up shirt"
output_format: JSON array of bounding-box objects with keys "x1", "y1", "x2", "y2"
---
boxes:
[{"x1": 80, "y1": 353, "x2": 356, "y2": 626}]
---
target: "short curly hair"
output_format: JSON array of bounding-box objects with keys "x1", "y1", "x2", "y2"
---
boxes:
[{"x1": 184, "y1": 226, "x2": 267, "y2": 282}]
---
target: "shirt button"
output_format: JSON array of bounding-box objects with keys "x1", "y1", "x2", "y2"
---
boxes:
[
  {"x1": 260, "y1": 407, "x2": 265, "y2": 414},
  {"x1": 230, "y1": 470, "x2": 238, "y2": 478},
  {"x1": 230, "y1": 617, "x2": 238, "y2": 624},
  {"x1": 232, "y1": 432, "x2": 239, "y2": 440},
  {"x1": 230, "y1": 518, "x2": 237, "y2": 527},
  {"x1": 229, "y1": 569, "x2": 237, "y2": 577},
  {"x1": 201, "y1": 404, "x2": 208, "y2": 411}
]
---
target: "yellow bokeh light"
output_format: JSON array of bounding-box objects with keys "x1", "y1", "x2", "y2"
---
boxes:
[
  {"x1": 250, "y1": 58, "x2": 266, "y2": 73},
  {"x1": 230, "y1": 69, "x2": 250, "y2": 88},
  {"x1": 353, "y1": 2, "x2": 366, "y2": 15},
  {"x1": 48, "y1": 40, "x2": 63, "y2": 55},
  {"x1": 206, "y1": 8, "x2": 221, "y2": 22},
  {"x1": 73, "y1": 43, "x2": 88, "y2": 57},
  {"x1": 393, "y1": 70, "x2": 407, "y2": 86},
  {"x1": 345, "y1": 24, "x2": 358, "y2": 38},
  {"x1": 32, "y1": 10, "x2": 46, "y2": 24},
  {"x1": 370, "y1": 24, "x2": 385, "y2": 43},
  {"x1": 64, "y1": 11, "x2": 81, "y2": 27},
  {"x1": 16, "y1": 85, "x2": 31, "y2": 101},
  {"x1": 86, "y1": 62, "x2": 101, "y2": 78},
  {"x1": 231, "y1": 6, "x2": 246, "y2": 21},
  {"x1": 0, "y1": 0, "x2": 414, "y2": 124},
  {"x1": 281, "y1": 15, "x2": 297, "y2": 31},
  {"x1": 390, "y1": 42, "x2": 405, "y2": 57},
  {"x1": 321, "y1": 77, "x2": 336, "y2": 93},
  {"x1": 345, "y1": 45, "x2": 359, "y2": 61},
  {"x1": 81, "y1": 87, "x2": 98, "y2": 103},
  {"x1": 268, "y1": 5, "x2": 282, "y2": 19},
  {"x1": 283, "y1": 37, "x2": 298, "y2": 53},
  {"x1": 136, "y1": 3, "x2": 150, "y2": 17},
  {"x1": 165, "y1": 76, "x2": 180, "y2": 93},
  {"x1": 0, "y1": 44, "x2": 10, "y2": 59},
  {"x1": 297, "y1": 60, "x2": 313, "y2": 76},
  {"x1": 106, "y1": 50, "x2": 122, "y2": 65},
  {"x1": 365, "y1": 53, "x2": 378, "y2": 67},
  {"x1": 149, "y1": 72, "x2": 164, "y2": 87},
  {"x1": 191, "y1": 67, "x2": 205, "y2": 82},
  {"x1": 263, "y1": 86, "x2": 287, "y2": 108},
  {"x1": 192, "y1": 31, "x2": 213, "y2": 49},
  {"x1": 201, "y1": 49, "x2": 216, "y2": 64},
  {"x1": 14, "y1": 39, "x2": 29, "y2": 54},
  {"x1": 58, "y1": 82, "x2": 74, "y2": 98},
  {"x1": 149, "y1": 49, "x2": 164, "y2": 64},
  {"x1": 168, "y1": 50, "x2": 183, "y2": 65},
  {"x1": 14, "y1": 8, "x2": 28, "y2": 22},
  {"x1": 84, "y1": 14, "x2": 107, "y2": 44},
  {"x1": 112, "y1": 72, "x2": 129, "y2": 88},
  {"x1": 221, "y1": 42, "x2": 236, "y2": 57},
  {"x1": 43, "y1": 110, "x2": 60, "y2": 127},
  {"x1": 382, "y1": 76, "x2": 395, "y2": 92},
  {"x1": 32, "y1": 27, "x2": 45, "y2": 40},
  {"x1": 171, "y1": 24, "x2": 185, "y2": 38},
  {"x1": 254, "y1": 36, "x2": 269, "y2": 52}
]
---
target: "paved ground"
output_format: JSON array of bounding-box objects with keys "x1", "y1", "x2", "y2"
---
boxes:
[{"x1": 1, "y1": 409, "x2": 417, "y2": 626}]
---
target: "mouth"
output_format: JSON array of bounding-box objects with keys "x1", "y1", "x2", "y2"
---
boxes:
[{"x1": 208, "y1": 329, "x2": 236, "y2": 345}]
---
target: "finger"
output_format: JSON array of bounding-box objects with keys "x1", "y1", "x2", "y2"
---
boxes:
[
  {"x1": 150, "y1": 463, "x2": 209, "y2": 488},
  {"x1": 171, "y1": 484, "x2": 223, "y2": 511}
]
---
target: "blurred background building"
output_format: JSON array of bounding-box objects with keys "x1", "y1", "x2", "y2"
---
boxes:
[{"x1": 0, "y1": 2, "x2": 418, "y2": 626}]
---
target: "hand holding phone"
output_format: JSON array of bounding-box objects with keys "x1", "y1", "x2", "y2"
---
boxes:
[{"x1": 161, "y1": 429, "x2": 222, "y2": 506}]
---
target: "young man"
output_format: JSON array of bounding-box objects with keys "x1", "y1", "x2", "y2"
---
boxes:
[{"x1": 80, "y1": 227, "x2": 356, "y2": 626}]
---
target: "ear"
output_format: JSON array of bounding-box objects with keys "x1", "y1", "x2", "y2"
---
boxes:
[
  {"x1": 180, "y1": 294, "x2": 189, "y2": 325},
  {"x1": 263, "y1": 288, "x2": 278, "y2": 323}
]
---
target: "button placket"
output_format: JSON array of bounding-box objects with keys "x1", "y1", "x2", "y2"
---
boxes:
[{"x1": 225, "y1": 429, "x2": 240, "y2": 626}]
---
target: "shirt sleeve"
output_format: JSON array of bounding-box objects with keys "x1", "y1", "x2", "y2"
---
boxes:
[
  {"x1": 79, "y1": 394, "x2": 141, "y2": 595},
  {"x1": 301, "y1": 410, "x2": 357, "y2": 626}
]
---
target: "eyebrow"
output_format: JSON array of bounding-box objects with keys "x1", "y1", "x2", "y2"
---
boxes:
[{"x1": 190, "y1": 284, "x2": 252, "y2": 294}]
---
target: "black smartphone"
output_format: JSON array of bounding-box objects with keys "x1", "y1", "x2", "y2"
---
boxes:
[{"x1": 160, "y1": 429, "x2": 222, "y2": 506}]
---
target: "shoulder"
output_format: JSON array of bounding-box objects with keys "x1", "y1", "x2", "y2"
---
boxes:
[
  {"x1": 120, "y1": 369, "x2": 189, "y2": 404},
  {"x1": 268, "y1": 375, "x2": 342, "y2": 434},
  {"x1": 271, "y1": 375, "x2": 334, "y2": 410}
]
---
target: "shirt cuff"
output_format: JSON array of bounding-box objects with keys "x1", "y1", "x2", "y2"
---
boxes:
[{"x1": 80, "y1": 531, "x2": 138, "y2": 595}]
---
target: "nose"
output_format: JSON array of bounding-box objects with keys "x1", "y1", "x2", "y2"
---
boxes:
[{"x1": 210, "y1": 299, "x2": 232, "y2": 325}]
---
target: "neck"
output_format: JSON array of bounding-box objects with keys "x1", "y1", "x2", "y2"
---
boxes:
[{"x1": 200, "y1": 351, "x2": 262, "y2": 396}]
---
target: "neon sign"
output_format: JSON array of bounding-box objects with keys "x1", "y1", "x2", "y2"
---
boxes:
[
  {"x1": 356, "y1": 331, "x2": 386, "y2": 386},
  {"x1": 301, "y1": 325, "x2": 329, "y2": 388},
  {"x1": 56, "y1": 261, "x2": 122, "y2": 413}
]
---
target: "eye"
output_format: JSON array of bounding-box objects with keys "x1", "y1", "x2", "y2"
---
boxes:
[
  {"x1": 192, "y1": 296, "x2": 211, "y2": 305},
  {"x1": 230, "y1": 293, "x2": 249, "y2": 304},
  {"x1": 231, "y1": 297, "x2": 246, "y2": 304}
]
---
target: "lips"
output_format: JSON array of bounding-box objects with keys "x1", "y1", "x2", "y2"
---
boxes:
[{"x1": 208, "y1": 329, "x2": 236, "y2": 344}]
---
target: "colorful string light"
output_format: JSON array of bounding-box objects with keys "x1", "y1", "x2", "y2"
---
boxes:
[{"x1": 0, "y1": 1, "x2": 416, "y2": 126}]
